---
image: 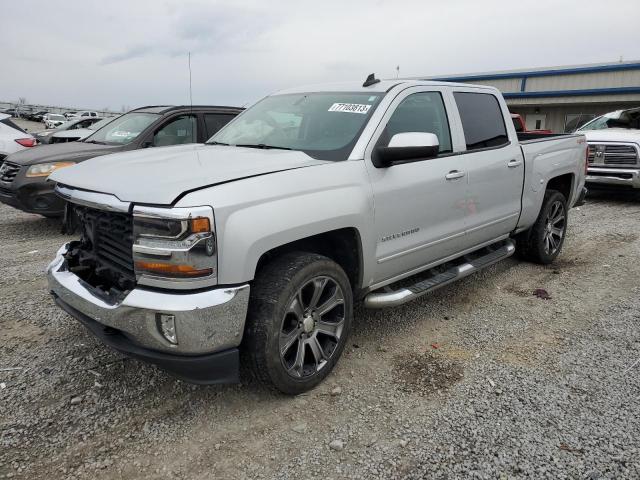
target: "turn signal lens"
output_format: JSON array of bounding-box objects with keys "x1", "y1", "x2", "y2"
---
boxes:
[
  {"x1": 190, "y1": 217, "x2": 211, "y2": 234},
  {"x1": 135, "y1": 261, "x2": 213, "y2": 278}
]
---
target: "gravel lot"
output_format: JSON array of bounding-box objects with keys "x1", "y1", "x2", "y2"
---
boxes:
[
  {"x1": 12, "y1": 118, "x2": 46, "y2": 133},
  {"x1": 1, "y1": 191, "x2": 639, "y2": 479}
]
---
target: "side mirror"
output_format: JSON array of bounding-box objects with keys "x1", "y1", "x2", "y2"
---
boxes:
[
  {"x1": 372, "y1": 132, "x2": 440, "y2": 168},
  {"x1": 141, "y1": 140, "x2": 154, "y2": 148}
]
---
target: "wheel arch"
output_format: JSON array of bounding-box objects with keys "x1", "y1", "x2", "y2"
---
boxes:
[
  {"x1": 546, "y1": 173, "x2": 574, "y2": 202},
  {"x1": 254, "y1": 228, "x2": 364, "y2": 294}
]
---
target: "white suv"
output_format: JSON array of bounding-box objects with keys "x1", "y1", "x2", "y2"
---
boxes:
[
  {"x1": 0, "y1": 113, "x2": 36, "y2": 160},
  {"x1": 69, "y1": 111, "x2": 99, "y2": 119}
]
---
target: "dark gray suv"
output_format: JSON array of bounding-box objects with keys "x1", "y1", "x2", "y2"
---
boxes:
[{"x1": 0, "y1": 105, "x2": 242, "y2": 217}]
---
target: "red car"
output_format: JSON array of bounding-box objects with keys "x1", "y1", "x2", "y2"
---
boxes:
[{"x1": 511, "y1": 113, "x2": 553, "y2": 134}]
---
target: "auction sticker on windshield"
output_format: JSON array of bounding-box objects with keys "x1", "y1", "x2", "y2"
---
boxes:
[{"x1": 328, "y1": 103, "x2": 371, "y2": 114}]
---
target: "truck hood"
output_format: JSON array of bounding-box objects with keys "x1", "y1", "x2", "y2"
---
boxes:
[
  {"x1": 50, "y1": 144, "x2": 328, "y2": 205},
  {"x1": 6, "y1": 141, "x2": 121, "y2": 166},
  {"x1": 581, "y1": 128, "x2": 640, "y2": 144}
]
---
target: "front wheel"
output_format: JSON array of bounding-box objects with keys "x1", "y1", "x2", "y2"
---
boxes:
[
  {"x1": 517, "y1": 189, "x2": 568, "y2": 264},
  {"x1": 243, "y1": 252, "x2": 353, "y2": 395}
]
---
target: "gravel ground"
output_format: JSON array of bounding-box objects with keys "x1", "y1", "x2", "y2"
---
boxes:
[
  {"x1": 12, "y1": 118, "x2": 46, "y2": 133},
  {"x1": 1, "y1": 191, "x2": 639, "y2": 479}
]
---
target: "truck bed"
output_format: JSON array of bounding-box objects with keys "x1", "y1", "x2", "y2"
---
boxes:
[
  {"x1": 517, "y1": 132, "x2": 574, "y2": 142},
  {"x1": 516, "y1": 132, "x2": 587, "y2": 230}
]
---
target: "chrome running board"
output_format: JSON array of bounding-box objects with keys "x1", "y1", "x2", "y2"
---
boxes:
[{"x1": 364, "y1": 239, "x2": 516, "y2": 309}]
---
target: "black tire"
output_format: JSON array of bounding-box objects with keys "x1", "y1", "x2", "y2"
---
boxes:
[
  {"x1": 516, "y1": 189, "x2": 568, "y2": 264},
  {"x1": 242, "y1": 252, "x2": 353, "y2": 395}
]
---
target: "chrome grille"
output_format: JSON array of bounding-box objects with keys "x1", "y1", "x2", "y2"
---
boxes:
[
  {"x1": 588, "y1": 144, "x2": 639, "y2": 166},
  {"x1": 0, "y1": 161, "x2": 21, "y2": 183}
]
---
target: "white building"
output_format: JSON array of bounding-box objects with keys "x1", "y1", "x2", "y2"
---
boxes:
[{"x1": 425, "y1": 60, "x2": 640, "y2": 133}]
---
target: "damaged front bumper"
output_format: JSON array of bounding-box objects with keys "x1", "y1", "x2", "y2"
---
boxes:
[{"x1": 47, "y1": 244, "x2": 250, "y2": 384}]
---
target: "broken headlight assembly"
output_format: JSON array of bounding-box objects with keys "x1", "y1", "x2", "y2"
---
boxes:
[{"x1": 132, "y1": 205, "x2": 217, "y2": 289}]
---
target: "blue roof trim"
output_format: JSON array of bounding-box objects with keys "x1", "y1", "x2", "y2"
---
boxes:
[
  {"x1": 433, "y1": 62, "x2": 640, "y2": 82},
  {"x1": 503, "y1": 87, "x2": 640, "y2": 99}
]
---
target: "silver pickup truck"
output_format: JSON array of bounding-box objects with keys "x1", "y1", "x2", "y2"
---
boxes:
[{"x1": 47, "y1": 77, "x2": 587, "y2": 394}]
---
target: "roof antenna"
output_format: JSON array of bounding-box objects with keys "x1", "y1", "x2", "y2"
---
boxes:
[
  {"x1": 188, "y1": 52, "x2": 194, "y2": 142},
  {"x1": 363, "y1": 73, "x2": 380, "y2": 87}
]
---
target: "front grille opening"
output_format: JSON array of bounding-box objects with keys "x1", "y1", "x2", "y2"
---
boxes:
[
  {"x1": 0, "y1": 162, "x2": 21, "y2": 183},
  {"x1": 65, "y1": 205, "x2": 135, "y2": 299}
]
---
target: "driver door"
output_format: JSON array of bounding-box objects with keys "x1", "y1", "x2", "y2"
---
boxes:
[{"x1": 364, "y1": 87, "x2": 468, "y2": 284}]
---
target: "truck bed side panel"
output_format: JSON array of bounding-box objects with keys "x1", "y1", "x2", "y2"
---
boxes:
[{"x1": 517, "y1": 135, "x2": 586, "y2": 230}]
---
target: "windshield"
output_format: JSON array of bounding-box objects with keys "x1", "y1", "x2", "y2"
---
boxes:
[
  {"x1": 84, "y1": 112, "x2": 158, "y2": 145},
  {"x1": 209, "y1": 92, "x2": 384, "y2": 160},
  {"x1": 578, "y1": 110, "x2": 640, "y2": 131},
  {"x1": 49, "y1": 114, "x2": 65, "y2": 121}
]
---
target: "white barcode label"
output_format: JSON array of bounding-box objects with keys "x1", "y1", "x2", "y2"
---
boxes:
[{"x1": 328, "y1": 103, "x2": 371, "y2": 114}]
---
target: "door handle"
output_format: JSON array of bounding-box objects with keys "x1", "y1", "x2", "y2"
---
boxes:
[
  {"x1": 508, "y1": 159, "x2": 523, "y2": 168},
  {"x1": 445, "y1": 170, "x2": 466, "y2": 180}
]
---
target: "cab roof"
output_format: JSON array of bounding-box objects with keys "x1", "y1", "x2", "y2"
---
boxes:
[
  {"x1": 132, "y1": 105, "x2": 243, "y2": 115},
  {"x1": 274, "y1": 79, "x2": 487, "y2": 95}
]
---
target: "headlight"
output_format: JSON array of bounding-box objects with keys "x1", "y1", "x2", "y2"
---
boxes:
[
  {"x1": 26, "y1": 161, "x2": 76, "y2": 177},
  {"x1": 132, "y1": 205, "x2": 217, "y2": 289}
]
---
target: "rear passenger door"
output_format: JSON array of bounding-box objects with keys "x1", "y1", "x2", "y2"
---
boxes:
[{"x1": 452, "y1": 90, "x2": 524, "y2": 246}]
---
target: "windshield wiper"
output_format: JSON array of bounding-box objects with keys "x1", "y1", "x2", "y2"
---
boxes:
[
  {"x1": 84, "y1": 140, "x2": 106, "y2": 145},
  {"x1": 235, "y1": 143, "x2": 293, "y2": 151},
  {"x1": 207, "y1": 141, "x2": 229, "y2": 146}
]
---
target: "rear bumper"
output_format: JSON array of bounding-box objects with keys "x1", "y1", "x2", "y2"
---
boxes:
[
  {"x1": 47, "y1": 244, "x2": 250, "y2": 384},
  {"x1": 586, "y1": 167, "x2": 640, "y2": 189},
  {"x1": 573, "y1": 186, "x2": 588, "y2": 207}
]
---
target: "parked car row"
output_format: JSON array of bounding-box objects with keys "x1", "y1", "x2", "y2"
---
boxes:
[
  {"x1": 0, "y1": 105, "x2": 240, "y2": 216},
  {"x1": 1, "y1": 107, "x2": 106, "y2": 121},
  {"x1": 35, "y1": 116, "x2": 109, "y2": 144}
]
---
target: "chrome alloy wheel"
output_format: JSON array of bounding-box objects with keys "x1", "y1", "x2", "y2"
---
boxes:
[
  {"x1": 279, "y1": 276, "x2": 346, "y2": 378},
  {"x1": 543, "y1": 200, "x2": 566, "y2": 255}
]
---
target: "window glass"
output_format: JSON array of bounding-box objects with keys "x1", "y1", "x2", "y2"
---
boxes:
[
  {"x1": 211, "y1": 92, "x2": 383, "y2": 161},
  {"x1": 153, "y1": 115, "x2": 197, "y2": 147},
  {"x1": 378, "y1": 92, "x2": 452, "y2": 153},
  {"x1": 569, "y1": 114, "x2": 598, "y2": 132},
  {"x1": 454, "y1": 92, "x2": 509, "y2": 150},
  {"x1": 204, "y1": 114, "x2": 235, "y2": 139},
  {"x1": 512, "y1": 116, "x2": 524, "y2": 132},
  {"x1": 84, "y1": 112, "x2": 158, "y2": 145},
  {"x1": 577, "y1": 110, "x2": 640, "y2": 131}
]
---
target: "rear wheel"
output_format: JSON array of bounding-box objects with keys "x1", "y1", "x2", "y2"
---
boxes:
[
  {"x1": 517, "y1": 189, "x2": 568, "y2": 264},
  {"x1": 243, "y1": 252, "x2": 353, "y2": 395}
]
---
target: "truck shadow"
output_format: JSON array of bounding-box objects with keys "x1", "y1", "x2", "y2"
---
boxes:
[{"x1": 586, "y1": 188, "x2": 640, "y2": 203}]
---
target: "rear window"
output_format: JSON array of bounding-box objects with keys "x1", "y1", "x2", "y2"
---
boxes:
[
  {"x1": 1, "y1": 118, "x2": 26, "y2": 134},
  {"x1": 454, "y1": 92, "x2": 509, "y2": 150}
]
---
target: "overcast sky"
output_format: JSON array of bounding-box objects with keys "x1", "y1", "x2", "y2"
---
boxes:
[{"x1": 2, "y1": 0, "x2": 639, "y2": 111}]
